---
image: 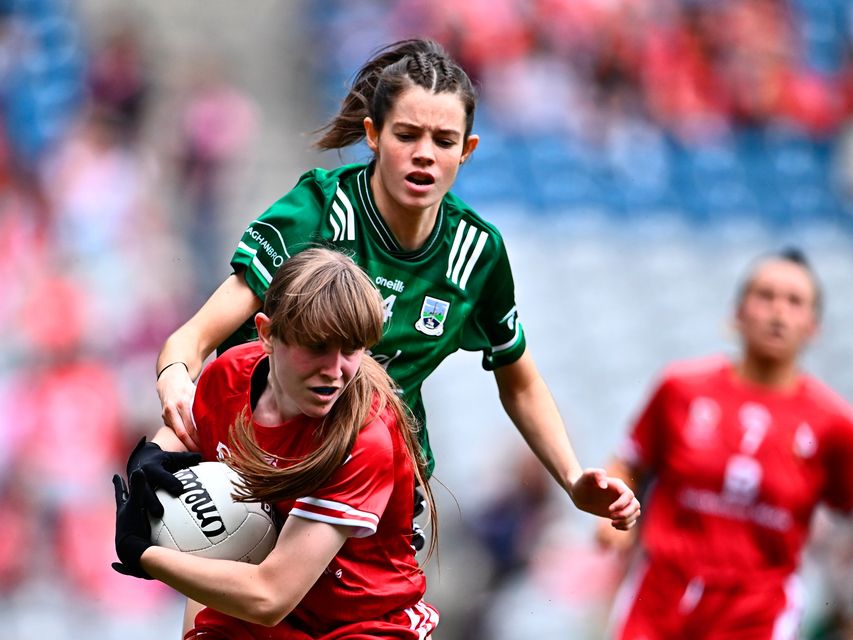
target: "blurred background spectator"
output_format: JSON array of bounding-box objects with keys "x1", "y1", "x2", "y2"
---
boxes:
[{"x1": 1, "y1": 0, "x2": 851, "y2": 638}]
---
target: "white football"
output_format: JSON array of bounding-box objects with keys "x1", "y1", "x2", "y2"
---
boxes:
[{"x1": 149, "y1": 461, "x2": 278, "y2": 564}]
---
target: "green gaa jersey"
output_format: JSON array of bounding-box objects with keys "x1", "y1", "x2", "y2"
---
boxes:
[{"x1": 227, "y1": 163, "x2": 526, "y2": 475}]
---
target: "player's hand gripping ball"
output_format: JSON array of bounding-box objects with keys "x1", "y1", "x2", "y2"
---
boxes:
[{"x1": 149, "y1": 461, "x2": 279, "y2": 564}]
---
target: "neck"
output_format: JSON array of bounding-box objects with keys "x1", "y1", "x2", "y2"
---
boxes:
[
  {"x1": 254, "y1": 377, "x2": 297, "y2": 426},
  {"x1": 735, "y1": 353, "x2": 799, "y2": 390},
  {"x1": 370, "y1": 172, "x2": 439, "y2": 251}
]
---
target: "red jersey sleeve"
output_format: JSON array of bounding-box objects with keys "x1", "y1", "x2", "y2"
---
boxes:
[
  {"x1": 620, "y1": 377, "x2": 671, "y2": 473},
  {"x1": 822, "y1": 412, "x2": 853, "y2": 514},
  {"x1": 290, "y1": 410, "x2": 397, "y2": 538}
]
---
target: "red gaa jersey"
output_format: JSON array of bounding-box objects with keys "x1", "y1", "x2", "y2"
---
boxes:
[
  {"x1": 620, "y1": 355, "x2": 853, "y2": 585},
  {"x1": 191, "y1": 342, "x2": 426, "y2": 631}
]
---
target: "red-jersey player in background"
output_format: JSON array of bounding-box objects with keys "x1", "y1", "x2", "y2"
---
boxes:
[
  {"x1": 598, "y1": 248, "x2": 853, "y2": 640},
  {"x1": 112, "y1": 248, "x2": 440, "y2": 639}
]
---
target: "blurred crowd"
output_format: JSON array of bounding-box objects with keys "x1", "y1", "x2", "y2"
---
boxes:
[
  {"x1": 308, "y1": 0, "x2": 853, "y2": 223},
  {"x1": 0, "y1": 0, "x2": 851, "y2": 638},
  {"x1": 0, "y1": 0, "x2": 256, "y2": 634},
  {"x1": 380, "y1": 0, "x2": 852, "y2": 140}
]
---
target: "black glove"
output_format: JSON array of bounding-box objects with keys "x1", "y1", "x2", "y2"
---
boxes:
[
  {"x1": 411, "y1": 523, "x2": 426, "y2": 552},
  {"x1": 410, "y1": 487, "x2": 427, "y2": 551},
  {"x1": 126, "y1": 437, "x2": 202, "y2": 517},
  {"x1": 112, "y1": 471, "x2": 155, "y2": 579},
  {"x1": 413, "y1": 487, "x2": 426, "y2": 518}
]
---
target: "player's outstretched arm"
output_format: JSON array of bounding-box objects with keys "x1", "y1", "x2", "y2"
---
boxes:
[
  {"x1": 493, "y1": 350, "x2": 640, "y2": 528},
  {"x1": 157, "y1": 272, "x2": 262, "y2": 450}
]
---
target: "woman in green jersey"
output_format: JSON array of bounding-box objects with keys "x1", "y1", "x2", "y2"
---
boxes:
[{"x1": 146, "y1": 38, "x2": 640, "y2": 531}]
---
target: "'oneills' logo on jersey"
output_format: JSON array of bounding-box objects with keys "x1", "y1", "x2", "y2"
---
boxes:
[
  {"x1": 414, "y1": 296, "x2": 450, "y2": 337},
  {"x1": 375, "y1": 275, "x2": 405, "y2": 292}
]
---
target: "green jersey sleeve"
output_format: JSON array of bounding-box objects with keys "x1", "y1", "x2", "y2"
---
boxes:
[
  {"x1": 460, "y1": 232, "x2": 526, "y2": 370},
  {"x1": 230, "y1": 169, "x2": 331, "y2": 300}
]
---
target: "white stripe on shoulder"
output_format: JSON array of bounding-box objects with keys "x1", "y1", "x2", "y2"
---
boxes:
[
  {"x1": 446, "y1": 220, "x2": 467, "y2": 279},
  {"x1": 330, "y1": 186, "x2": 356, "y2": 242},
  {"x1": 459, "y1": 229, "x2": 488, "y2": 290},
  {"x1": 447, "y1": 220, "x2": 488, "y2": 290}
]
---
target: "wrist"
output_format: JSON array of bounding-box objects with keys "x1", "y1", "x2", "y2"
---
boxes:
[
  {"x1": 565, "y1": 466, "x2": 583, "y2": 492},
  {"x1": 117, "y1": 533, "x2": 154, "y2": 579},
  {"x1": 157, "y1": 361, "x2": 189, "y2": 381}
]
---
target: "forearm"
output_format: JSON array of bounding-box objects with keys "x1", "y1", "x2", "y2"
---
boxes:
[
  {"x1": 151, "y1": 426, "x2": 188, "y2": 453},
  {"x1": 141, "y1": 547, "x2": 288, "y2": 626},
  {"x1": 499, "y1": 375, "x2": 583, "y2": 492},
  {"x1": 156, "y1": 272, "x2": 262, "y2": 380}
]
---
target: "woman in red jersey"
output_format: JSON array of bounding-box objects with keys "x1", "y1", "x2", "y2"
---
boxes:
[
  {"x1": 598, "y1": 248, "x2": 853, "y2": 640},
  {"x1": 113, "y1": 248, "x2": 440, "y2": 639}
]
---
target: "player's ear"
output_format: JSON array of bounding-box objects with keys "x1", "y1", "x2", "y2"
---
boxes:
[
  {"x1": 364, "y1": 117, "x2": 379, "y2": 154},
  {"x1": 255, "y1": 313, "x2": 274, "y2": 354},
  {"x1": 460, "y1": 134, "x2": 479, "y2": 164}
]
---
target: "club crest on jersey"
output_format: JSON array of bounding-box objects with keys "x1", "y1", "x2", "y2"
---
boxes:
[{"x1": 415, "y1": 296, "x2": 450, "y2": 337}]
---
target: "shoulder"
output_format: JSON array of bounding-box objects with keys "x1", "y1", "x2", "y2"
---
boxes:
[
  {"x1": 799, "y1": 374, "x2": 853, "y2": 426},
  {"x1": 264, "y1": 163, "x2": 368, "y2": 212},
  {"x1": 443, "y1": 190, "x2": 506, "y2": 242},
  {"x1": 199, "y1": 342, "x2": 263, "y2": 391},
  {"x1": 296, "y1": 163, "x2": 368, "y2": 195},
  {"x1": 353, "y1": 403, "x2": 399, "y2": 456},
  {"x1": 659, "y1": 355, "x2": 729, "y2": 386},
  {"x1": 651, "y1": 355, "x2": 731, "y2": 399}
]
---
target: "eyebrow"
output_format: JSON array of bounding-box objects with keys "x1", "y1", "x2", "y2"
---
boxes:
[{"x1": 392, "y1": 121, "x2": 462, "y2": 137}]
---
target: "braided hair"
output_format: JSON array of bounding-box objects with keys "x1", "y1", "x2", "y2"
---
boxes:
[{"x1": 316, "y1": 38, "x2": 477, "y2": 151}]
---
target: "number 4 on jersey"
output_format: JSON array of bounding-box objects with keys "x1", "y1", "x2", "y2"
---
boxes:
[{"x1": 383, "y1": 294, "x2": 397, "y2": 322}]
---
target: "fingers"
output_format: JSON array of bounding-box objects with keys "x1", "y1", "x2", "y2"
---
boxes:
[
  {"x1": 607, "y1": 483, "x2": 636, "y2": 511},
  {"x1": 605, "y1": 478, "x2": 641, "y2": 530},
  {"x1": 182, "y1": 411, "x2": 201, "y2": 450},
  {"x1": 142, "y1": 453, "x2": 196, "y2": 495},
  {"x1": 163, "y1": 451, "x2": 203, "y2": 473},
  {"x1": 161, "y1": 402, "x2": 201, "y2": 451},
  {"x1": 609, "y1": 496, "x2": 641, "y2": 531},
  {"x1": 611, "y1": 510, "x2": 641, "y2": 531},
  {"x1": 583, "y1": 467, "x2": 608, "y2": 490},
  {"x1": 142, "y1": 485, "x2": 165, "y2": 519},
  {"x1": 154, "y1": 471, "x2": 185, "y2": 498},
  {"x1": 128, "y1": 470, "x2": 150, "y2": 509},
  {"x1": 112, "y1": 474, "x2": 128, "y2": 505}
]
